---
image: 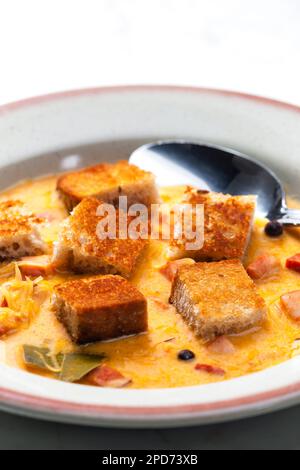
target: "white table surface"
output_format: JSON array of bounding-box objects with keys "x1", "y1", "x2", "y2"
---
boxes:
[
  {"x1": 1, "y1": 0, "x2": 300, "y2": 107},
  {"x1": 0, "y1": 0, "x2": 300, "y2": 450}
]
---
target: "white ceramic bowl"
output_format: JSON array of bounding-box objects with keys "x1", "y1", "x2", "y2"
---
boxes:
[{"x1": 0, "y1": 86, "x2": 300, "y2": 428}]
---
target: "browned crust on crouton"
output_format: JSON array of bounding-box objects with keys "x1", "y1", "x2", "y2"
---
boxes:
[
  {"x1": 168, "y1": 189, "x2": 256, "y2": 261},
  {"x1": 0, "y1": 200, "x2": 45, "y2": 259},
  {"x1": 57, "y1": 160, "x2": 159, "y2": 211},
  {"x1": 0, "y1": 200, "x2": 43, "y2": 237},
  {"x1": 53, "y1": 197, "x2": 148, "y2": 278},
  {"x1": 169, "y1": 259, "x2": 266, "y2": 340},
  {"x1": 53, "y1": 275, "x2": 148, "y2": 344}
]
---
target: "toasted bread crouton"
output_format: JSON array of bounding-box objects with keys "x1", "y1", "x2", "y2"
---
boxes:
[
  {"x1": 169, "y1": 259, "x2": 266, "y2": 340},
  {"x1": 52, "y1": 197, "x2": 147, "y2": 277},
  {"x1": 57, "y1": 160, "x2": 159, "y2": 211},
  {"x1": 0, "y1": 200, "x2": 46, "y2": 260},
  {"x1": 168, "y1": 189, "x2": 256, "y2": 261},
  {"x1": 53, "y1": 275, "x2": 148, "y2": 344}
]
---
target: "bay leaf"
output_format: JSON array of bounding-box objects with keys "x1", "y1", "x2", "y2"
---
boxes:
[
  {"x1": 59, "y1": 353, "x2": 106, "y2": 382},
  {"x1": 23, "y1": 345, "x2": 63, "y2": 372}
]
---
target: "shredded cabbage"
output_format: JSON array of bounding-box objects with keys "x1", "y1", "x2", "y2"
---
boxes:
[{"x1": 0, "y1": 263, "x2": 47, "y2": 337}]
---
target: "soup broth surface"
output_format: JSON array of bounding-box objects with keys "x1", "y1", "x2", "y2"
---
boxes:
[{"x1": 1, "y1": 176, "x2": 300, "y2": 388}]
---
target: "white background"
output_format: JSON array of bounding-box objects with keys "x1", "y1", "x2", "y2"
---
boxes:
[
  {"x1": 0, "y1": 0, "x2": 300, "y2": 450},
  {"x1": 0, "y1": 0, "x2": 299, "y2": 106}
]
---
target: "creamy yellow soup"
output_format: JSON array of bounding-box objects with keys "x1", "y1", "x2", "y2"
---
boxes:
[{"x1": 1, "y1": 175, "x2": 300, "y2": 388}]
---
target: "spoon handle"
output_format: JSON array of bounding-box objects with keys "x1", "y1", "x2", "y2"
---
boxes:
[{"x1": 277, "y1": 209, "x2": 300, "y2": 227}]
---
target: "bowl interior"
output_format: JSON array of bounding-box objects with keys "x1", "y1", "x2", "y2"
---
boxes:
[{"x1": 0, "y1": 87, "x2": 300, "y2": 427}]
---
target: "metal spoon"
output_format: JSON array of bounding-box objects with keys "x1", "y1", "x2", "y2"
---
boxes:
[{"x1": 129, "y1": 140, "x2": 300, "y2": 226}]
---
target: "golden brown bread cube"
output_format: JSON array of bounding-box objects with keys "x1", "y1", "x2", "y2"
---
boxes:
[
  {"x1": 53, "y1": 275, "x2": 148, "y2": 344},
  {"x1": 52, "y1": 197, "x2": 148, "y2": 278},
  {"x1": 0, "y1": 200, "x2": 46, "y2": 260},
  {"x1": 57, "y1": 160, "x2": 159, "y2": 211},
  {"x1": 168, "y1": 189, "x2": 256, "y2": 261},
  {"x1": 169, "y1": 259, "x2": 266, "y2": 340}
]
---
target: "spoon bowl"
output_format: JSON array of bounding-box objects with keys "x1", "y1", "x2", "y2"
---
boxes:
[{"x1": 130, "y1": 141, "x2": 300, "y2": 226}]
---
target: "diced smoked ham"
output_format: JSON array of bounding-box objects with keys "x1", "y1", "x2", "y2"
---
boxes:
[
  {"x1": 85, "y1": 365, "x2": 131, "y2": 387},
  {"x1": 18, "y1": 255, "x2": 53, "y2": 277},
  {"x1": 150, "y1": 297, "x2": 176, "y2": 312},
  {"x1": 195, "y1": 363, "x2": 225, "y2": 376},
  {"x1": 280, "y1": 291, "x2": 300, "y2": 320},
  {"x1": 0, "y1": 294, "x2": 7, "y2": 308},
  {"x1": 37, "y1": 210, "x2": 63, "y2": 222},
  {"x1": 207, "y1": 336, "x2": 235, "y2": 354},
  {"x1": 286, "y1": 254, "x2": 300, "y2": 273},
  {"x1": 247, "y1": 254, "x2": 281, "y2": 280},
  {"x1": 0, "y1": 327, "x2": 8, "y2": 337},
  {"x1": 159, "y1": 258, "x2": 195, "y2": 282},
  {"x1": 0, "y1": 312, "x2": 22, "y2": 337}
]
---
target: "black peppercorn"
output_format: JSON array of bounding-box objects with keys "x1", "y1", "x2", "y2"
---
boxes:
[
  {"x1": 177, "y1": 349, "x2": 195, "y2": 361},
  {"x1": 264, "y1": 220, "x2": 283, "y2": 237}
]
